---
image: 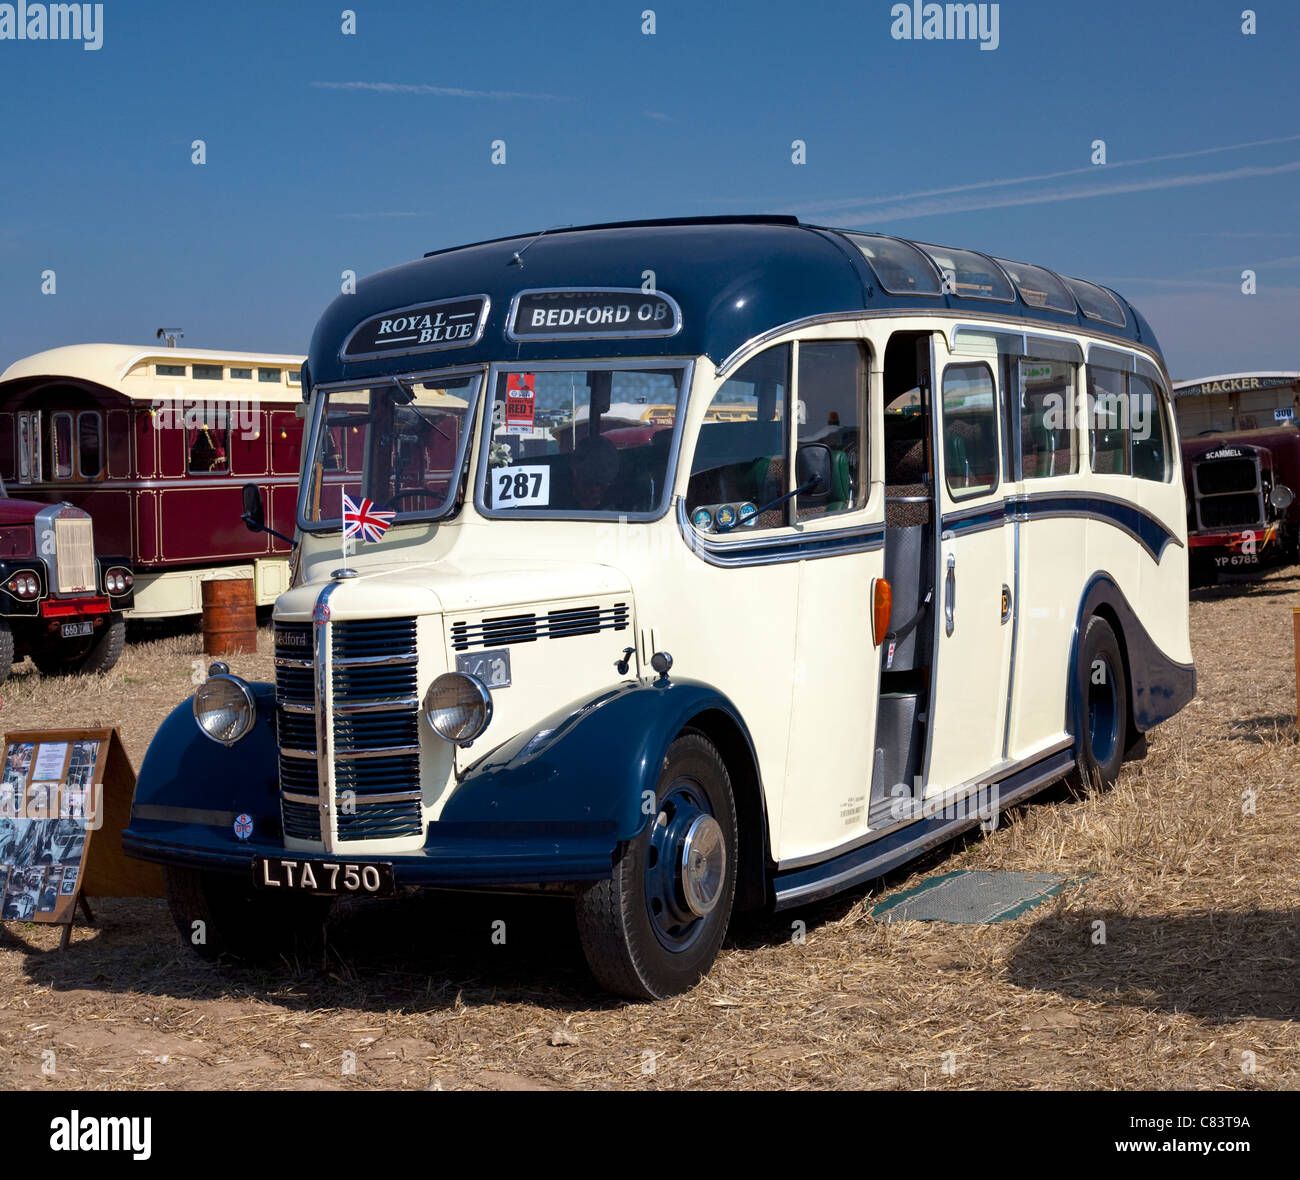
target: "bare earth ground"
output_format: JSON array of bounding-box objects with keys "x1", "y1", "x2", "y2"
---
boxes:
[{"x1": 0, "y1": 575, "x2": 1297, "y2": 1092}]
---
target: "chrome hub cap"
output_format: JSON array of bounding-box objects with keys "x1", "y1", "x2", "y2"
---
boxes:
[{"x1": 680, "y1": 814, "x2": 726, "y2": 917}]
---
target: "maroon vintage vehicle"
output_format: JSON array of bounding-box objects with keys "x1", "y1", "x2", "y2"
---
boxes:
[
  {"x1": 0, "y1": 344, "x2": 314, "y2": 620},
  {"x1": 1174, "y1": 373, "x2": 1300, "y2": 584},
  {"x1": 0, "y1": 485, "x2": 134, "y2": 681}
]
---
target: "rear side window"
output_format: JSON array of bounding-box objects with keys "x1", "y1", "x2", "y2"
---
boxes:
[
  {"x1": 1018, "y1": 358, "x2": 1077, "y2": 479},
  {"x1": 1130, "y1": 374, "x2": 1171, "y2": 482},
  {"x1": 941, "y1": 363, "x2": 999, "y2": 498},
  {"x1": 1088, "y1": 366, "x2": 1129, "y2": 475},
  {"x1": 686, "y1": 344, "x2": 790, "y2": 531}
]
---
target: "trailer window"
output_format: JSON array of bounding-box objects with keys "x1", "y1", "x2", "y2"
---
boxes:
[
  {"x1": 51, "y1": 412, "x2": 74, "y2": 479},
  {"x1": 77, "y1": 412, "x2": 103, "y2": 479},
  {"x1": 188, "y1": 423, "x2": 230, "y2": 473}
]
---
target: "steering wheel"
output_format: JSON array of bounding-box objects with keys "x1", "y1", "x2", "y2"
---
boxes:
[{"x1": 389, "y1": 488, "x2": 442, "y2": 508}]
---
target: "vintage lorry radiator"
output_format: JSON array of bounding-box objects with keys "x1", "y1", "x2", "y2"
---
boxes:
[
  {"x1": 1191, "y1": 450, "x2": 1266, "y2": 531},
  {"x1": 273, "y1": 618, "x2": 423, "y2": 847}
]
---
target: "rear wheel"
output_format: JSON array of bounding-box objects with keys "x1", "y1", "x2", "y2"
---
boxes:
[
  {"x1": 575, "y1": 731, "x2": 738, "y2": 1000},
  {"x1": 1069, "y1": 615, "x2": 1129, "y2": 791},
  {"x1": 32, "y1": 614, "x2": 125, "y2": 677},
  {"x1": 165, "y1": 865, "x2": 332, "y2": 963}
]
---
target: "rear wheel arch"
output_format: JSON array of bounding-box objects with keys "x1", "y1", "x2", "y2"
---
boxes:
[{"x1": 679, "y1": 708, "x2": 771, "y2": 912}]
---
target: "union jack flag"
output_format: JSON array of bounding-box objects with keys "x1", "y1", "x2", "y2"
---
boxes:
[{"x1": 342, "y1": 492, "x2": 395, "y2": 543}]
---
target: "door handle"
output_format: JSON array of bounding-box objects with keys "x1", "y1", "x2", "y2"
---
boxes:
[{"x1": 944, "y1": 553, "x2": 956, "y2": 636}]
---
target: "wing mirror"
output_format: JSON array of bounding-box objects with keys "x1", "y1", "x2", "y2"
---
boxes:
[
  {"x1": 241, "y1": 482, "x2": 266, "y2": 532},
  {"x1": 795, "y1": 442, "x2": 833, "y2": 503},
  {"x1": 241, "y1": 482, "x2": 296, "y2": 545}
]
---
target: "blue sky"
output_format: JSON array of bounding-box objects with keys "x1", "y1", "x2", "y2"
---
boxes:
[{"x1": 1, "y1": 0, "x2": 1297, "y2": 380}]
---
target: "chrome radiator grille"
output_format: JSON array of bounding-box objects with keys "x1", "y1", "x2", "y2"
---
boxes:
[
  {"x1": 1193, "y1": 453, "x2": 1264, "y2": 531},
  {"x1": 273, "y1": 617, "x2": 423, "y2": 846},
  {"x1": 274, "y1": 622, "x2": 320, "y2": 842},
  {"x1": 332, "y1": 618, "x2": 422, "y2": 842},
  {"x1": 54, "y1": 517, "x2": 96, "y2": 594}
]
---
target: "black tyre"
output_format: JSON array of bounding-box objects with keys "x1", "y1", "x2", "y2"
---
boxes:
[
  {"x1": 575, "y1": 731, "x2": 737, "y2": 1000},
  {"x1": 0, "y1": 619, "x2": 13, "y2": 685},
  {"x1": 1069, "y1": 615, "x2": 1129, "y2": 792},
  {"x1": 165, "y1": 865, "x2": 332, "y2": 963},
  {"x1": 32, "y1": 614, "x2": 125, "y2": 677}
]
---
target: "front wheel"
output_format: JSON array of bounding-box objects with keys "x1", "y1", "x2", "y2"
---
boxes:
[
  {"x1": 575, "y1": 731, "x2": 738, "y2": 1000},
  {"x1": 1069, "y1": 615, "x2": 1129, "y2": 792},
  {"x1": 32, "y1": 614, "x2": 125, "y2": 677},
  {"x1": 165, "y1": 866, "x2": 332, "y2": 963}
]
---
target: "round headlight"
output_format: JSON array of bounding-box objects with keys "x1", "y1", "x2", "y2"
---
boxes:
[
  {"x1": 423, "y1": 672, "x2": 492, "y2": 744},
  {"x1": 193, "y1": 674, "x2": 257, "y2": 745}
]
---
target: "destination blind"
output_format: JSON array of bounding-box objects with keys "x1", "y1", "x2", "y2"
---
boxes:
[{"x1": 508, "y1": 289, "x2": 680, "y2": 340}]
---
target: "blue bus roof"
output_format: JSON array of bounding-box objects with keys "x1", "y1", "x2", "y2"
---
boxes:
[{"x1": 306, "y1": 216, "x2": 1162, "y2": 387}]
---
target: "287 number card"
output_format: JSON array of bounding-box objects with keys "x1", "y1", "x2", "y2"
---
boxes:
[{"x1": 494, "y1": 465, "x2": 550, "y2": 507}]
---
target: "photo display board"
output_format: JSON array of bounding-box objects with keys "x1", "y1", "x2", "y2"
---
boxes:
[
  {"x1": 0, "y1": 732, "x2": 100, "y2": 926},
  {"x1": 0, "y1": 727, "x2": 159, "y2": 938}
]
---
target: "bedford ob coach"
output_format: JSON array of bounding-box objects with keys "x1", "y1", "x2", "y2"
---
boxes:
[
  {"x1": 123, "y1": 217, "x2": 1195, "y2": 998},
  {"x1": 1172, "y1": 373, "x2": 1300, "y2": 582},
  {"x1": 0, "y1": 345, "x2": 312, "y2": 618}
]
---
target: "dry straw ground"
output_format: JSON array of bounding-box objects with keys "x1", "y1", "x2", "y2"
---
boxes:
[{"x1": 0, "y1": 572, "x2": 1297, "y2": 1091}]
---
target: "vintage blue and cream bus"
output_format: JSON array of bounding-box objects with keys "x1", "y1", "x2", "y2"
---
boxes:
[{"x1": 123, "y1": 216, "x2": 1195, "y2": 999}]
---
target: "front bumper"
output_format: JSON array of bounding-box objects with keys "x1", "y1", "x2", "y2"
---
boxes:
[{"x1": 121, "y1": 820, "x2": 617, "y2": 888}]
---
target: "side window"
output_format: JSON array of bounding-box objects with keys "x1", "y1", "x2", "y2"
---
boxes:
[
  {"x1": 77, "y1": 411, "x2": 103, "y2": 479},
  {"x1": 51, "y1": 412, "x2": 74, "y2": 480},
  {"x1": 1019, "y1": 359, "x2": 1077, "y2": 479},
  {"x1": 17, "y1": 411, "x2": 41, "y2": 483},
  {"x1": 1088, "y1": 366, "x2": 1129, "y2": 475},
  {"x1": 796, "y1": 341, "x2": 867, "y2": 519},
  {"x1": 686, "y1": 343, "x2": 789, "y2": 531},
  {"x1": 1130, "y1": 374, "x2": 1170, "y2": 482},
  {"x1": 188, "y1": 422, "x2": 231, "y2": 474},
  {"x1": 941, "y1": 363, "x2": 998, "y2": 498}
]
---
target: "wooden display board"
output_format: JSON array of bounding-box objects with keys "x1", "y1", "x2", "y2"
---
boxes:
[{"x1": 0, "y1": 727, "x2": 164, "y2": 948}]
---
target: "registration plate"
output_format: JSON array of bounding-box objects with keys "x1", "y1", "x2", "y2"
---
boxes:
[
  {"x1": 61, "y1": 620, "x2": 94, "y2": 639},
  {"x1": 253, "y1": 855, "x2": 395, "y2": 896}
]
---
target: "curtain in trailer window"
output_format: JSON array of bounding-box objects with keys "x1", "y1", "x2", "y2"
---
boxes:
[
  {"x1": 51, "y1": 412, "x2": 74, "y2": 480},
  {"x1": 187, "y1": 422, "x2": 230, "y2": 473}
]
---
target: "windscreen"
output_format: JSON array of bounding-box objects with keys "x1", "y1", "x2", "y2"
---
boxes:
[
  {"x1": 477, "y1": 366, "x2": 688, "y2": 516},
  {"x1": 302, "y1": 372, "x2": 484, "y2": 525}
]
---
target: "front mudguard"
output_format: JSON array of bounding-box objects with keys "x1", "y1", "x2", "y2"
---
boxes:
[
  {"x1": 125, "y1": 682, "x2": 281, "y2": 849},
  {"x1": 123, "y1": 675, "x2": 761, "y2": 890},
  {"x1": 446, "y1": 677, "x2": 757, "y2": 841}
]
